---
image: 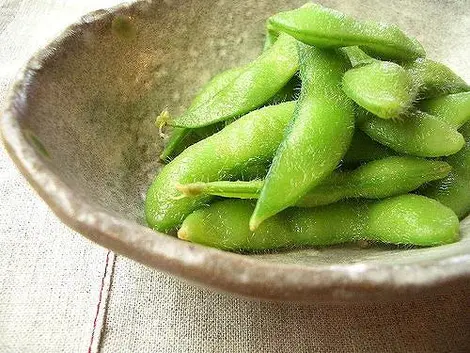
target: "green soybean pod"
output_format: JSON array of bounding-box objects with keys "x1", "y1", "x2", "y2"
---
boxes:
[
  {"x1": 160, "y1": 66, "x2": 244, "y2": 161},
  {"x1": 161, "y1": 123, "x2": 229, "y2": 162},
  {"x1": 343, "y1": 47, "x2": 469, "y2": 103},
  {"x1": 341, "y1": 46, "x2": 375, "y2": 67},
  {"x1": 250, "y1": 43, "x2": 354, "y2": 230},
  {"x1": 161, "y1": 73, "x2": 301, "y2": 162},
  {"x1": 343, "y1": 130, "x2": 396, "y2": 164},
  {"x1": 341, "y1": 47, "x2": 418, "y2": 119},
  {"x1": 263, "y1": 26, "x2": 279, "y2": 51},
  {"x1": 238, "y1": 163, "x2": 270, "y2": 181},
  {"x1": 422, "y1": 122, "x2": 470, "y2": 219},
  {"x1": 404, "y1": 58, "x2": 470, "y2": 99},
  {"x1": 161, "y1": 77, "x2": 301, "y2": 162},
  {"x1": 178, "y1": 195, "x2": 459, "y2": 252},
  {"x1": 342, "y1": 61, "x2": 417, "y2": 119},
  {"x1": 263, "y1": 25, "x2": 308, "y2": 112},
  {"x1": 145, "y1": 102, "x2": 296, "y2": 232},
  {"x1": 266, "y1": 75, "x2": 301, "y2": 105},
  {"x1": 160, "y1": 128, "x2": 192, "y2": 161},
  {"x1": 357, "y1": 109, "x2": 465, "y2": 157},
  {"x1": 297, "y1": 157, "x2": 450, "y2": 206},
  {"x1": 419, "y1": 92, "x2": 470, "y2": 129},
  {"x1": 160, "y1": 128, "x2": 201, "y2": 162},
  {"x1": 178, "y1": 157, "x2": 451, "y2": 207},
  {"x1": 170, "y1": 34, "x2": 299, "y2": 128},
  {"x1": 268, "y1": 3, "x2": 425, "y2": 61}
]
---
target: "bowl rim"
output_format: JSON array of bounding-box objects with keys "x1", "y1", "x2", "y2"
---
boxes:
[{"x1": 2, "y1": 0, "x2": 470, "y2": 302}]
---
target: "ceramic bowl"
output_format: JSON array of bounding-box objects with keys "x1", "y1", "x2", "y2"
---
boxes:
[{"x1": 2, "y1": 0, "x2": 470, "y2": 302}]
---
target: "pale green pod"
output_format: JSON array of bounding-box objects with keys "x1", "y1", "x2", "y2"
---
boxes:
[
  {"x1": 357, "y1": 109, "x2": 465, "y2": 157},
  {"x1": 268, "y1": 3, "x2": 425, "y2": 61},
  {"x1": 179, "y1": 195, "x2": 460, "y2": 252},
  {"x1": 342, "y1": 61, "x2": 417, "y2": 119},
  {"x1": 178, "y1": 157, "x2": 451, "y2": 207},
  {"x1": 145, "y1": 102, "x2": 296, "y2": 232},
  {"x1": 419, "y1": 92, "x2": 470, "y2": 129},
  {"x1": 251, "y1": 43, "x2": 354, "y2": 229},
  {"x1": 170, "y1": 34, "x2": 299, "y2": 128},
  {"x1": 422, "y1": 122, "x2": 470, "y2": 219}
]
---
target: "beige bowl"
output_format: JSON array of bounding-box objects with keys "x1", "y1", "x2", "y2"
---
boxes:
[{"x1": 2, "y1": 0, "x2": 470, "y2": 302}]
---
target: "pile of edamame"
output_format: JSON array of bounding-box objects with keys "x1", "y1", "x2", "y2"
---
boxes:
[{"x1": 145, "y1": 3, "x2": 470, "y2": 252}]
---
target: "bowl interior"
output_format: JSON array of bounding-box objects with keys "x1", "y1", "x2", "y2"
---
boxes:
[{"x1": 8, "y1": 0, "x2": 470, "y2": 269}]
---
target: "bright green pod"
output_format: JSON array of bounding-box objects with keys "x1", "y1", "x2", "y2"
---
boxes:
[
  {"x1": 250, "y1": 43, "x2": 354, "y2": 230},
  {"x1": 422, "y1": 123, "x2": 470, "y2": 219},
  {"x1": 178, "y1": 195, "x2": 460, "y2": 252},
  {"x1": 357, "y1": 109, "x2": 465, "y2": 157},
  {"x1": 169, "y1": 34, "x2": 299, "y2": 128},
  {"x1": 267, "y1": 75, "x2": 301, "y2": 105},
  {"x1": 341, "y1": 46, "x2": 375, "y2": 67},
  {"x1": 160, "y1": 124, "x2": 226, "y2": 162},
  {"x1": 342, "y1": 61, "x2": 417, "y2": 119},
  {"x1": 238, "y1": 163, "x2": 270, "y2": 181},
  {"x1": 145, "y1": 102, "x2": 296, "y2": 232},
  {"x1": 343, "y1": 47, "x2": 469, "y2": 104},
  {"x1": 419, "y1": 92, "x2": 470, "y2": 129},
  {"x1": 160, "y1": 66, "x2": 244, "y2": 161},
  {"x1": 268, "y1": 3, "x2": 425, "y2": 61},
  {"x1": 178, "y1": 157, "x2": 451, "y2": 207},
  {"x1": 343, "y1": 130, "x2": 395, "y2": 164},
  {"x1": 160, "y1": 128, "x2": 192, "y2": 161},
  {"x1": 263, "y1": 25, "x2": 279, "y2": 51},
  {"x1": 297, "y1": 156, "x2": 450, "y2": 206},
  {"x1": 161, "y1": 75, "x2": 301, "y2": 162},
  {"x1": 404, "y1": 58, "x2": 469, "y2": 99},
  {"x1": 169, "y1": 129, "x2": 395, "y2": 172},
  {"x1": 160, "y1": 75, "x2": 302, "y2": 162}
]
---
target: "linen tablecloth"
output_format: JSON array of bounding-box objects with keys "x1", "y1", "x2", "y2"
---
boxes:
[{"x1": 1, "y1": 1, "x2": 470, "y2": 352}]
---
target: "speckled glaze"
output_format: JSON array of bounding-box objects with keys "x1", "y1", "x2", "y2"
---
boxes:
[{"x1": 2, "y1": 0, "x2": 470, "y2": 302}]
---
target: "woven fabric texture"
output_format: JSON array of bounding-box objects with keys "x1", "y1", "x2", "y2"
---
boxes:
[
  {"x1": 0, "y1": 1, "x2": 118, "y2": 352},
  {"x1": 100, "y1": 257, "x2": 470, "y2": 353}
]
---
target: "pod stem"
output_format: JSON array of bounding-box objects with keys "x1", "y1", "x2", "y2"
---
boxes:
[
  {"x1": 249, "y1": 217, "x2": 262, "y2": 232},
  {"x1": 177, "y1": 225, "x2": 189, "y2": 240},
  {"x1": 155, "y1": 109, "x2": 171, "y2": 138},
  {"x1": 176, "y1": 182, "x2": 206, "y2": 197}
]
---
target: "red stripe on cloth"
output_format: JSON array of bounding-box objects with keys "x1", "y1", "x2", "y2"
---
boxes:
[{"x1": 88, "y1": 250, "x2": 112, "y2": 353}]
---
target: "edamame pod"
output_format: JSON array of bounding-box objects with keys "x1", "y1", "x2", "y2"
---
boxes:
[
  {"x1": 268, "y1": 3, "x2": 425, "y2": 61},
  {"x1": 162, "y1": 73, "x2": 301, "y2": 161},
  {"x1": 238, "y1": 163, "x2": 270, "y2": 181},
  {"x1": 161, "y1": 123, "x2": 228, "y2": 162},
  {"x1": 168, "y1": 124, "x2": 398, "y2": 167},
  {"x1": 299, "y1": 156, "x2": 450, "y2": 206},
  {"x1": 342, "y1": 61, "x2": 417, "y2": 119},
  {"x1": 357, "y1": 109, "x2": 465, "y2": 157},
  {"x1": 169, "y1": 34, "x2": 299, "y2": 128},
  {"x1": 178, "y1": 157, "x2": 451, "y2": 207},
  {"x1": 343, "y1": 130, "x2": 395, "y2": 164},
  {"x1": 160, "y1": 128, "x2": 192, "y2": 161},
  {"x1": 341, "y1": 46, "x2": 375, "y2": 66},
  {"x1": 343, "y1": 47, "x2": 469, "y2": 103},
  {"x1": 178, "y1": 195, "x2": 459, "y2": 251},
  {"x1": 160, "y1": 66, "x2": 244, "y2": 161},
  {"x1": 145, "y1": 102, "x2": 296, "y2": 232},
  {"x1": 263, "y1": 26, "x2": 279, "y2": 51},
  {"x1": 250, "y1": 44, "x2": 354, "y2": 229},
  {"x1": 404, "y1": 58, "x2": 469, "y2": 99},
  {"x1": 267, "y1": 75, "x2": 301, "y2": 105},
  {"x1": 419, "y1": 92, "x2": 470, "y2": 129},
  {"x1": 422, "y1": 122, "x2": 470, "y2": 219}
]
